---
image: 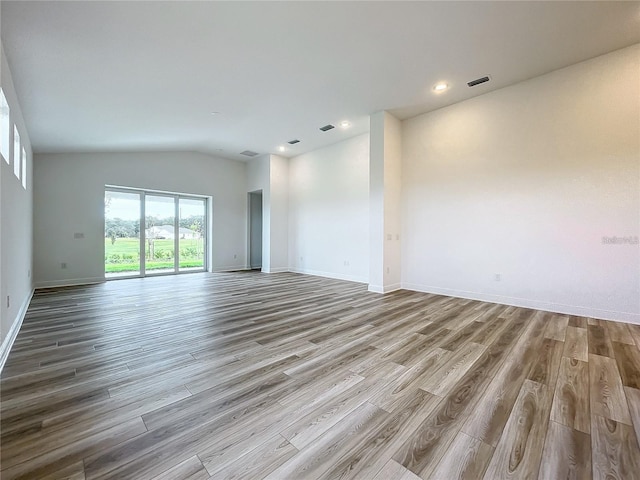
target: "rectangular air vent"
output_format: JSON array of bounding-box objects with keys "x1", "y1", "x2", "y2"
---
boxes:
[
  {"x1": 467, "y1": 76, "x2": 490, "y2": 87},
  {"x1": 288, "y1": 139, "x2": 300, "y2": 145},
  {"x1": 319, "y1": 124, "x2": 335, "y2": 132},
  {"x1": 240, "y1": 150, "x2": 259, "y2": 157}
]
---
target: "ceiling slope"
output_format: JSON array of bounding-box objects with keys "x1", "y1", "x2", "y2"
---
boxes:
[{"x1": 1, "y1": 1, "x2": 639, "y2": 160}]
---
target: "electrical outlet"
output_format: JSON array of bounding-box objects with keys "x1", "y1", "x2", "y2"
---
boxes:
[
  {"x1": 73, "y1": 233, "x2": 84, "y2": 239},
  {"x1": 386, "y1": 267, "x2": 390, "y2": 274},
  {"x1": 6, "y1": 296, "x2": 9, "y2": 308},
  {"x1": 234, "y1": 254, "x2": 237, "y2": 259},
  {"x1": 28, "y1": 269, "x2": 31, "y2": 278},
  {"x1": 494, "y1": 273, "x2": 501, "y2": 282},
  {"x1": 61, "y1": 262, "x2": 67, "y2": 270}
]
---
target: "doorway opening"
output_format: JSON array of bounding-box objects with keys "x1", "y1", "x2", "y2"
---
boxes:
[
  {"x1": 104, "y1": 186, "x2": 208, "y2": 279},
  {"x1": 248, "y1": 190, "x2": 263, "y2": 270}
]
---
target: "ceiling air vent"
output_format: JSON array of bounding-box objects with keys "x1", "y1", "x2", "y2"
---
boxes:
[
  {"x1": 467, "y1": 76, "x2": 490, "y2": 87},
  {"x1": 288, "y1": 139, "x2": 300, "y2": 145},
  {"x1": 240, "y1": 150, "x2": 259, "y2": 157},
  {"x1": 319, "y1": 124, "x2": 335, "y2": 132}
]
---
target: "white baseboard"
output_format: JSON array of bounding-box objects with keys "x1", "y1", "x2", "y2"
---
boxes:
[
  {"x1": 383, "y1": 283, "x2": 402, "y2": 293},
  {"x1": 402, "y1": 282, "x2": 640, "y2": 325},
  {"x1": 265, "y1": 267, "x2": 289, "y2": 274},
  {"x1": 212, "y1": 265, "x2": 251, "y2": 273},
  {"x1": 35, "y1": 277, "x2": 105, "y2": 289},
  {"x1": 368, "y1": 283, "x2": 402, "y2": 294},
  {"x1": 0, "y1": 289, "x2": 34, "y2": 373},
  {"x1": 260, "y1": 267, "x2": 289, "y2": 273},
  {"x1": 289, "y1": 267, "x2": 368, "y2": 284}
]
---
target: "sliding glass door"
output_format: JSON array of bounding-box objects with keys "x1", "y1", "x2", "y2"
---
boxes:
[
  {"x1": 104, "y1": 190, "x2": 142, "y2": 277},
  {"x1": 178, "y1": 197, "x2": 206, "y2": 272},
  {"x1": 105, "y1": 187, "x2": 208, "y2": 278},
  {"x1": 145, "y1": 194, "x2": 176, "y2": 275}
]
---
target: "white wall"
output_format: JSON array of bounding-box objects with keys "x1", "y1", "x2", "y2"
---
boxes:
[
  {"x1": 289, "y1": 134, "x2": 370, "y2": 283},
  {"x1": 402, "y1": 44, "x2": 640, "y2": 323},
  {"x1": 33, "y1": 152, "x2": 247, "y2": 287},
  {"x1": 1, "y1": 43, "x2": 34, "y2": 364}
]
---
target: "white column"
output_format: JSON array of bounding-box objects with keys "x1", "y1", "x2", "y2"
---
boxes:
[
  {"x1": 246, "y1": 153, "x2": 289, "y2": 273},
  {"x1": 246, "y1": 155, "x2": 271, "y2": 272},
  {"x1": 369, "y1": 111, "x2": 402, "y2": 293},
  {"x1": 269, "y1": 154, "x2": 289, "y2": 272}
]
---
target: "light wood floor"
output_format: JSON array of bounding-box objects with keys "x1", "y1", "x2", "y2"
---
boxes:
[{"x1": 2, "y1": 272, "x2": 640, "y2": 480}]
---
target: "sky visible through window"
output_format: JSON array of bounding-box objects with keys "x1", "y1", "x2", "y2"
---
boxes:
[
  {"x1": 106, "y1": 191, "x2": 139, "y2": 220},
  {"x1": 1, "y1": 89, "x2": 10, "y2": 163},
  {"x1": 13, "y1": 125, "x2": 20, "y2": 178},
  {"x1": 106, "y1": 192, "x2": 204, "y2": 219},
  {"x1": 21, "y1": 146, "x2": 27, "y2": 189}
]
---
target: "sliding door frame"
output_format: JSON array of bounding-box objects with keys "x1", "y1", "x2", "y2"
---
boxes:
[{"x1": 105, "y1": 185, "x2": 209, "y2": 280}]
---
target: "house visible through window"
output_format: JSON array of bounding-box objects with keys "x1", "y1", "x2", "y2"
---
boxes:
[{"x1": 104, "y1": 186, "x2": 208, "y2": 279}]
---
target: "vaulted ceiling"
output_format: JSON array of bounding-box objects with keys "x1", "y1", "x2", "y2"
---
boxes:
[{"x1": 2, "y1": 1, "x2": 639, "y2": 161}]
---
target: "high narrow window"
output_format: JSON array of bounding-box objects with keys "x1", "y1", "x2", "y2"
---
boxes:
[
  {"x1": 21, "y1": 146, "x2": 27, "y2": 189},
  {"x1": 13, "y1": 125, "x2": 20, "y2": 179},
  {"x1": 1, "y1": 89, "x2": 10, "y2": 163}
]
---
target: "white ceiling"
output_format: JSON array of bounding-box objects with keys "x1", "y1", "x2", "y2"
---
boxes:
[{"x1": 1, "y1": 1, "x2": 639, "y2": 162}]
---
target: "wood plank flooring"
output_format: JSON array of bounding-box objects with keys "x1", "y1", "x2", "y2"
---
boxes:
[{"x1": 1, "y1": 271, "x2": 640, "y2": 479}]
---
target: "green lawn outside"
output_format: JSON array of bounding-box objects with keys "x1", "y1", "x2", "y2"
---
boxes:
[
  {"x1": 105, "y1": 261, "x2": 205, "y2": 273},
  {"x1": 105, "y1": 237, "x2": 204, "y2": 273}
]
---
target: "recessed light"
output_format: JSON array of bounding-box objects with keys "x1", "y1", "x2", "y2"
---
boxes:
[
  {"x1": 210, "y1": 111, "x2": 220, "y2": 116},
  {"x1": 278, "y1": 146, "x2": 286, "y2": 152},
  {"x1": 433, "y1": 82, "x2": 449, "y2": 93},
  {"x1": 340, "y1": 120, "x2": 351, "y2": 128}
]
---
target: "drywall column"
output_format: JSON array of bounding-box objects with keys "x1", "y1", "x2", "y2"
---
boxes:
[
  {"x1": 246, "y1": 154, "x2": 289, "y2": 273},
  {"x1": 369, "y1": 111, "x2": 402, "y2": 293},
  {"x1": 269, "y1": 154, "x2": 289, "y2": 272},
  {"x1": 247, "y1": 155, "x2": 271, "y2": 272}
]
